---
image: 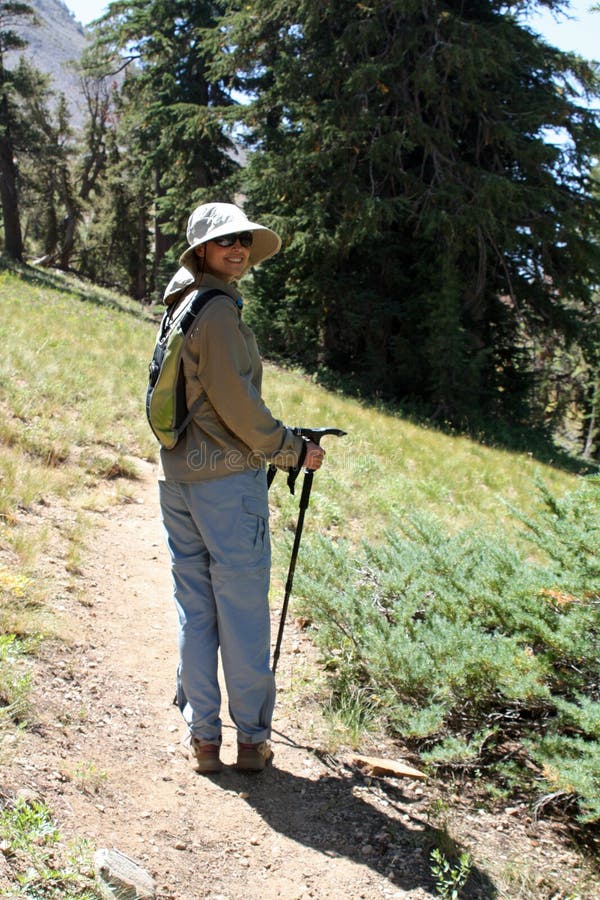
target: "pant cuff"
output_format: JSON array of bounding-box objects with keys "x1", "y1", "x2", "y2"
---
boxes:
[{"x1": 237, "y1": 729, "x2": 271, "y2": 744}]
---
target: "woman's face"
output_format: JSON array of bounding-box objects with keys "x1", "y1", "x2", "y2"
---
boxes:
[{"x1": 196, "y1": 235, "x2": 251, "y2": 283}]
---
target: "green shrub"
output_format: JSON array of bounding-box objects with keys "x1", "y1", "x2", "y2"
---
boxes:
[
  {"x1": 296, "y1": 475, "x2": 600, "y2": 822},
  {"x1": 0, "y1": 634, "x2": 31, "y2": 731},
  {"x1": 0, "y1": 798, "x2": 99, "y2": 898}
]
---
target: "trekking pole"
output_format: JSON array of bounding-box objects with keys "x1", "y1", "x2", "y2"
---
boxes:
[{"x1": 272, "y1": 427, "x2": 346, "y2": 675}]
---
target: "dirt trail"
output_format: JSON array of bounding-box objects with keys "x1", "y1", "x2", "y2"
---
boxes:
[{"x1": 2, "y1": 461, "x2": 594, "y2": 899}]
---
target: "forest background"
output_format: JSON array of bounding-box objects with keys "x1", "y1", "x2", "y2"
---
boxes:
[{"x1": 1, "y1": 0, "x2": 600, "y2": 456}]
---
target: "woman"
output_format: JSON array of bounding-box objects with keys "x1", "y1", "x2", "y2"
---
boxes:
[{"x1": 158, "y1": 202, "x2": 324, "y2": 774}]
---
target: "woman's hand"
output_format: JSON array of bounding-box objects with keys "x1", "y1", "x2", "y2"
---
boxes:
[{"x1": 303, "y1": 440, "x2": 326, "y2": 470}]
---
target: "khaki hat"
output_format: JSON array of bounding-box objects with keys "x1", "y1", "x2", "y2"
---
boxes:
[{"x1": 179, "y1": 202, "x2": 281, "y2": 275}]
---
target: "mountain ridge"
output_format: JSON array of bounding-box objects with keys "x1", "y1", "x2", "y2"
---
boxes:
[{"x1": 8, "y1": 0, "x2": 91, "y2": 127}]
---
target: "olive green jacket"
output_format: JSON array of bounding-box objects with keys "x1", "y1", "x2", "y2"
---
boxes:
[{"x1": 158, "y1": 269, "x2": 304, "y2": 482}]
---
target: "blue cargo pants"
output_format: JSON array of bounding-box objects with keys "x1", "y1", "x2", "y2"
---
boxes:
[{"x1": 159, "y1": 468, "x2": 275, "y2": 745}]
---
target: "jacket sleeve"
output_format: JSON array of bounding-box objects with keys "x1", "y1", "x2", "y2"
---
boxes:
[{"x1": 193, "y1": 298, "x2": 304, "y2": 467}]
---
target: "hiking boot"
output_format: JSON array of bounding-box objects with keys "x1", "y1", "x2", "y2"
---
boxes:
[
  {"x1": 191, "y1": 738, "x2": 222, "y2": 773},
  {"x1": 236, "y1": 740, "x2": 273, "y2": 772}
]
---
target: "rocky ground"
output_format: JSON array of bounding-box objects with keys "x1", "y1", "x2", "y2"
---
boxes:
[{"x1": 0, "y1": 460, "x2": 598, "y2": 899}]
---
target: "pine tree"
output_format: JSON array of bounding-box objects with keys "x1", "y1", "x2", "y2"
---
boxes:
[
  {"x1": 90, "y1": 0, "x2": 236, "y2": 292},
  {"x1": 0, "y1": 5, "x2": 84, "y2": 269},
  {"x1": 208, "y1": 0, "x2": 600, "y2": 424},
  {"x1": 78, "y1": 125, "x2": 150, "y2": 297},
  {"x1": 16, "y1": 61, "x2": 73, "y2": 262},
  {"x1": 0, "y1": 1, "x2": 36, "y2": 260},
  {"x1": 581, "y1": 165, "x2": 600, "y2": 459}
]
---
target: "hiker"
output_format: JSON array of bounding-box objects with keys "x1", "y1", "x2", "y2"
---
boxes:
[{"x1": 158, "y1": 202, "x2": 325, "y2": 774}]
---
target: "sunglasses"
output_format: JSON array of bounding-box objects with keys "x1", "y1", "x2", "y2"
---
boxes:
[{"x1": 211, "y1": 231, "x2": 254, "y2": 248}]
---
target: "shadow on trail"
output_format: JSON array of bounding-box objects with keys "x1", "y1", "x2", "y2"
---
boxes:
[{"x1": 217, "y1": 729, "x2": 497, "y2": 898}]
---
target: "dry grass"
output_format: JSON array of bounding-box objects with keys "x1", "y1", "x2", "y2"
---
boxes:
[{"x1": 261, "y1": 362, "x2": 579, "y2": 547}]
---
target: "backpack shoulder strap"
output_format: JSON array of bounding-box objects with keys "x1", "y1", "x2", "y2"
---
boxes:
[
  {"x1": 168, "y1": 287, "x2": 229, "y2": 444},
  {"x1": 157, "y1": 285, "x2": 223, "y2": 353},
  {"x1": 177, "y1": 287, "x2": 224, "y2": 334}
]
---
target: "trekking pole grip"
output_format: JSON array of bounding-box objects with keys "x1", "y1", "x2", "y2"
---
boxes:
[
  {"x1": 286, "y1": 427, "x2": 346, "y2": 493},
  {"x1": 296, "y1": 426, "x2": 347, "y2": 446}
]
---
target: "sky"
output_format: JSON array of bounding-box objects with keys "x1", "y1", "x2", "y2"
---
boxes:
[
  {"x1": 65, "y1": 0, "x2": 107, "y2": 26},
  {"x1": 64, "y1": 0, "x2": 599, "y2": 57}
]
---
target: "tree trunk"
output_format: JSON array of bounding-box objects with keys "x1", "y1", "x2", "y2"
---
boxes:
[
  {"x1": 57, "y1": 163, "x2": 79, "y2": 270},
  {"x1": 0, "y1": 94, "x2": 23, "y2": 261},
  {"x1": 59, "y1": 213, "x2": 77, "y2": 270},
  {"x1": 582, "y1": 374, "x2": 599, "y2": 460},
  {"x1": 135, "y1": 187, "x2": 147, "y2": 300},
  {"x1": 151, "y1": 169, "x2": 175, "y2": 294}
]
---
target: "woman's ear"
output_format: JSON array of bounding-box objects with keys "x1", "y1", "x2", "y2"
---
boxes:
[{"x1": 195, "y1": 245, "x2": 205, "y2": 261}]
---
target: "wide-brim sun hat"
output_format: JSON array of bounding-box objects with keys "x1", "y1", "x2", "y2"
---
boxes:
[{"x1": 179, "y1": 202, "x2": 281, "y2": 275}]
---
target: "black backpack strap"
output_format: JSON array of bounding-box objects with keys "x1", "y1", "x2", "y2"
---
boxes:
[
  {"x1": 170, "y1": 288, "x2": 225, "y2": 444},
  {"x1": 177, "y1": 287, "x2": 223, "y2": 332}
]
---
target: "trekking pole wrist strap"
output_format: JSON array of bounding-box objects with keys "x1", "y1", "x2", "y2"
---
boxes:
[{"x1": 286, "y1": 439, "x2": 307, "y2": 495}]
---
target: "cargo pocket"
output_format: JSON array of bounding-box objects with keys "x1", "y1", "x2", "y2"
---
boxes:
[{"x1": 241, "y1": 494, "x2": 269, "y2": 558}]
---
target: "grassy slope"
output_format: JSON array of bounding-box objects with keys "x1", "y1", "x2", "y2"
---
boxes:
[{"x1": 0, "y1": 260, "x2": 586, "y2": 603}]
